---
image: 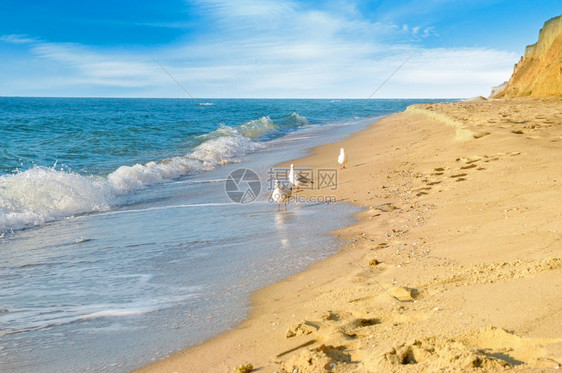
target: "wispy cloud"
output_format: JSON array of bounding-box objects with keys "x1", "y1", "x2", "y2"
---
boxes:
[
  {"x1": 32, "y1": 43, "x2": 154, "y2": 83},
  {"x1": 1, "y1": 34, "x2": 38, "y2": 44},
  {"x1": 0, "y1": 0, "x2": 519, "y2": 97}
]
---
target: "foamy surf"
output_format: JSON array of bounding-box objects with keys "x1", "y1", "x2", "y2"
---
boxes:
[
  {"x1": 0, "y1": 113, "x2": 309, "y2": 234},
  {"x1": 0, "y1": 167, "x2": 112, "y2": 232},
  {"x1": 96, "y1": 202, "x2": 235, "y2": 217},
  {"x1": 1, "y1": 98, "x2": 442, "y2": 373},
  {"x1": 0, "y1": 293, "x2": 201, "y2": 336}
]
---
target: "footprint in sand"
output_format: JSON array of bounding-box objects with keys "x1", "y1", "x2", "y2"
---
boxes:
[
  {"x1": 355, "y1": 318, "x2": 380, "y2": 327},
  {"x1": 334, "y1": 318, "x2": 381, "y2": 339},
  {"x1": 286, "y1": 321, "x2": 320, "y2": 338},
  {"x1": 473, "y1": 131, "x2": 490, "y2": 139},
  {"x1": 450, "y1": 173, "x2": 468, "y2": 178},
  {"x1": 376, "y1": 334, "x2": 511, "y2": 370},
  {"x1": 432, "y1": 167, "x2": 445, "y2": 175},
  {"x1": 430, "y1": 167, "x2": 446, "y2": 176},
  {"x1": 414, "y1": 187, "x2": 431, "y2": 196},
  {"x1": 375, "y1": 203, "x2": 400, "y2": 212},
  {"x1": 416, "y1": 154, "x2": 502, "y2": 194},
  {"x1": 322, "y1": 311, "x2": 340, "y2": 322},
  {"x1": 281, "y1": 344, "x2": 351, "y2": 372},
  {"x1": 457, "y1": 155, "x2": 482, "y2": 164}
]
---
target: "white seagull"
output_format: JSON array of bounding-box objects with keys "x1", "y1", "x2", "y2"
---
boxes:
[
  {"x1": 288, "y1": 164, "x2": 313, "y2": 192},
  {"x1": 338, "y1": 148, "x2": 348, "y2": 170},
  {"x1": 272, "y1": 180, "x2": 292, "y2": 211}
]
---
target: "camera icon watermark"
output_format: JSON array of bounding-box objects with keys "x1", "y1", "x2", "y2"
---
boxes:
[
  {"x1": 224, "y1": 167, "x2": 338, "y2": 206},
  {"x1": 225, "y1": 168, "x2": 261, "y2": 203}
]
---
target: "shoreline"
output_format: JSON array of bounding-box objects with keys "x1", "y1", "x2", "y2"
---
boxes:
[{"x1": 136, "y1": 97, "x2": 561, "y2": 372}]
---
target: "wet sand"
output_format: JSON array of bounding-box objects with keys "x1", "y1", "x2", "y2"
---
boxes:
[{"x1": 136, "y1": 97, "x2": 562, "y2": 372}]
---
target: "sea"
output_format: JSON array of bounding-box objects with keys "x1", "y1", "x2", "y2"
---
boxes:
[{"x1": 0, "y1": 97, "x2": 448, "y2": 372}]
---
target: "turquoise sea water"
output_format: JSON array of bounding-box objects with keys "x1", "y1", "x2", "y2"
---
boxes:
[{"x1": 0, "y1": 98, "x2": 449, "y2": 372}]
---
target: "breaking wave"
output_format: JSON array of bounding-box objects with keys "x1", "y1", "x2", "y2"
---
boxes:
[{"x1": 0, "y1": 113, "x2": 309, "y2": 234}]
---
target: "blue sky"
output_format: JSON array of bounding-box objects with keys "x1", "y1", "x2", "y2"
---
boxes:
[{"x1": 0, "y1": 0, "x2": 559, "y2": 98}]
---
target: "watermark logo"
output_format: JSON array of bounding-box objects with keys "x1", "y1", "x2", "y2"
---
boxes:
[
  {"x1": 265, "y1": 167, "x2": 338, "y2": 207},
  {"x1": 317, "y1": 168, "x2": 337, "y2": 190},
  {"x1": 266, "y1": 167, "x2": 338, "y2": 191},
  {"x1": 225, "y1": 168, "x2": 261, "y2": 203}
]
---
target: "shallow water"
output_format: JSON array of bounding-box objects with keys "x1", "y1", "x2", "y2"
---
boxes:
[{"x1": 0, "y1": 98, "x2": 451, "y2": 372}]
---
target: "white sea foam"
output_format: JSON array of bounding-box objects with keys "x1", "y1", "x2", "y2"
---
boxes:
[
  {"x1": 0, "y1": 306, "x2": 151, "y2": 336},
  {"x1": 0, "y1": 113, "x2": 309, "y2": 233},
  {"x1": 77, "y1": 307, "x2": 154, "y2": 320},
  {"x1": 0, "y1": 289, "x2": 202, "y2": 335},
  {"x1": 0, "y1": 167, "x2": 112, "y2": 232}
]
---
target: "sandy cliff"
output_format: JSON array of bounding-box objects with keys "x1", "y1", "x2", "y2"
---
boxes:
[{"x1": 493, "y1": 14, "x2": 562, "y2": 97}]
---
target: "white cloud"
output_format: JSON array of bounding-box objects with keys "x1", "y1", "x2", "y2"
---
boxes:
[
  {"x1": 196, "y1": 0, "x2": 295, "y2": 18},
  {"x1": 31, "y1": 43, "x2": 155, "y2": 83},
  {"x1": 422, "y1": 26, "x2": 437, "y2": 38},
  {"x1": 1, "y1": 34, "x2": 38, "y2": 44},
  {"x1": 0, "y1": 1, "x2": 518, "y2": 98}
]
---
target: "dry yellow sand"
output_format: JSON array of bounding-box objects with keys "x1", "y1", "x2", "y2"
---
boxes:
[{"x1": 136, "y1": 97, "x2": 561, "y2": 373}]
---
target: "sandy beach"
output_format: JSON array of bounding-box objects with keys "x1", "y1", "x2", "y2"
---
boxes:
[
  {"x1": 3, "y1": 2, "x2": 561, "y2": 372},
  {"x1": 136, "y1": 97, "x2": 561, "y2": 372}
]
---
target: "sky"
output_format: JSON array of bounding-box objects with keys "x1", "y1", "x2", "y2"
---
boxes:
[{"x1": 0, "y1": 0, "x2": 560, "y2": 98}]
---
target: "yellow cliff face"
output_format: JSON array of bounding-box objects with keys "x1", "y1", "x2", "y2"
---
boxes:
[{"x1": 494, "y1": 14, "x2": 562, "y2": 97}]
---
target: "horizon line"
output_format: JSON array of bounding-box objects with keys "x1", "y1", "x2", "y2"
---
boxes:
[{"x1": 0, "y1": 95, "x2": 465, "y2": 100}]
